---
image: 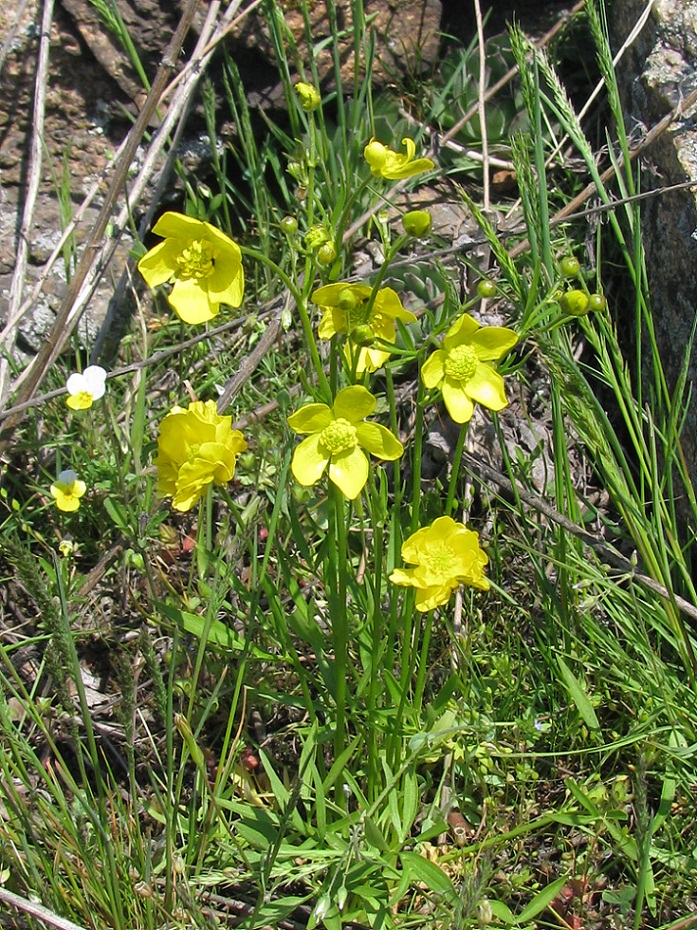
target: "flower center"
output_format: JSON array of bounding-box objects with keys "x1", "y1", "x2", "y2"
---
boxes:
[
  {"x1": 319, "y1": 418, "x2": 357, "y2": 455},
  {"x1": 444, "y1": 344, "x2": 478, "y2": 382},
  {"x1": 176, "y1": 239, "x2": 215, "y2": 280},
  {"x1": 71, "y1": 390, "x2": 94, "y2": 409},
  {"x1": 422, "y1": 541, "x2": 455, "y2": 576}
]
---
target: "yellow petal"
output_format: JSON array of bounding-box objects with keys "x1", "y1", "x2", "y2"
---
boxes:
[
  {"x1": 328, "y1": 446, "x2": 369, "y2": 499},
  {"x1": 471, "y1": 326, "x2": 518, "y2": 361},
  {"x1": 207, "y1": 253, "x2": 244, "y2": 307},
  {"x1": 421, "y1": 350, "x2": 446, "y2": 389},
  {"x1": 442, "y1": 378, "x2": 475, "y2": 423},
  {"x1": 443, "y1": 313, "x2": 480, "y2": 350},
  {"x1": 414, "y1": 584, "x2": 454, "y2": 612},
  {"x1": 292, "y1": 434, "x2": 329, "y2": 486},
  {"x1": 466, "y1": 363, "x2": 509, "y2": 411},
  {"x1": 318, "y1": 308, "x2": 345, "y2": 339},
  {"x1": 168, "y1": 278, "x2": 219, "y2": 324},
  {"x1": 152, "y1": 211, "x2": 205, "y2": 238},
  {"x1": 333, "y1": 385, "x2": 375, "y2": 422},
  {"x1": 66, "y1": 391, "x2": 94, "y2": 410},
  {"x1": 137, "y1": 239, "x2": 181, "y2": 289},
  {"x1": 354, "y1": 422, "x2": 403, "y2": 460},
  {"x1": 287, "y1": 403, "x2": 332, "y2": 435}
]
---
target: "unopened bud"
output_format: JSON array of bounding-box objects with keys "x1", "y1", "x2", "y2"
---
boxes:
[{"x1": 402, "y1": 209, "x2": 432, "y2": 237}]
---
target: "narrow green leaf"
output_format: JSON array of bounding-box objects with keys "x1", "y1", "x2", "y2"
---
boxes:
[
  {"x1": 518, "y1": 876, "x2": 568, "y2": 922},
  {"x1": 557, "y1": 656, "x2": 600, "y2": 731}
]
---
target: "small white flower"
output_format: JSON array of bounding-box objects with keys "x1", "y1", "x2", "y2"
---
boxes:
[{"x1": 66, "y1": 365, "x2": 107, "y2": 410}]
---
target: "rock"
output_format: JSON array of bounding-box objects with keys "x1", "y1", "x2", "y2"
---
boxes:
[
  {"x1": 230, "y1": 0, "x2": 442, "y2": 106},
  {"x1": 612, "y1": 0, "x2": 697, "y2": 482},
  {"x1": 0, "y1": 0, "x2": 442, "y2": 367}
]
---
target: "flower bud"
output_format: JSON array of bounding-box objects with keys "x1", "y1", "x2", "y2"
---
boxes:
[
  {"x1": 317, "y1": 242, "x2": 337, "y2": 266},
  {"x1": 295, "y1": 82, "x2": 321, "y2": 112},
  {"x1": 402, "y1": 209, "x2": 432, "y2": 237},
  {"x1": 350, "y1": 324, "x2": 375, "y2": 347},
  {"x1": 559, "y1": 289, "x2": 590, "y2": 317},
  {"x1": 364, "y1": 139, "x2": 388, "y2": 170},
  {"x1": 477, "y1": 279, "x2": 497, "y2": 299},
  {"x1": 337, "y1": 287, "x2": 360, "y2": 311},
  {"x1": 560, "y1": 255, "x2": 581, "y2": 277},
  {"x1": 588, "y1": 293, "x2": 607, "y2": 313},
  {"x1": 280, "y1": 215, "x2": 298, "y2": 235},
  {"x1": 304, "y1": 224, "x2": 330, "y2": 249}
]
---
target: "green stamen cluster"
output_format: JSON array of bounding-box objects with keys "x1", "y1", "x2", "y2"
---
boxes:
[{"x1": 319, "y1": 418, "x2": 357, "y2": 454}]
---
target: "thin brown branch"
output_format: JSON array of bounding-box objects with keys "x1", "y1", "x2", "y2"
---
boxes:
[
  {"x1": 0, "y1": 0, "x2": 54, "y2": 405},
  {"x1": 0, "y1": 0, "x2": 203, "y2": 451},
  {"x1": 0, "y1": 888, "x2": 88, "y2": 930}
]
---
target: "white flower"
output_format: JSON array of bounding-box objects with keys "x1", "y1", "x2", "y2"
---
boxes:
[{"x1": 66, "y1": 365, "x2": 107, "y2": 410}]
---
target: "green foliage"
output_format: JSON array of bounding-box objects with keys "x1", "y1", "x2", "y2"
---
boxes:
[{"x1": 2, "y1": 2, "x2": 697, "y2": 929}]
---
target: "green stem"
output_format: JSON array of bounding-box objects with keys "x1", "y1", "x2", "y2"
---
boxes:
[
  {"x1": 412, "y1": 610, "x2": 434, "y2": 716},
  {"x1": 327, "y1": 483, "x2": 350, "y2": 789},
  {"x1": 445, "y1": 423, "x2": 469, "y2": 516},
  {"x1": 240, "y1": 245, "x2": 330, "y2": 397}
]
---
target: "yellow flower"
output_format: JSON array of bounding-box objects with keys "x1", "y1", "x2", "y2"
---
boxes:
[
  {"x1": 154, "y1": 400, "x2": 247, "y2": 512},
  {"x1": 66, "y1": 365, "x2": 107, "y2": 410},
  {"x1": 313, "y1": 282, "x2": 417, "y2": 373},
  {"x1": 50, "y1": 470, "x2": 87, "y2": 513},
  {"x1": 390, "y1": 515, "x2": 489, "y2": 611},
  {"x1": 363, "y1": 137, "x2": 435, "y2": 180},
  {"x1": 138, "y1": 212, "x2": 244, "y2": 325},
  {"x1": 287, "y1": 385, "x2": 403, "y2": 499},
  {"x1": 421, "y1": 313, "x2": 517, "y2": 423},
  {"x1": 295, "y1": 81, "x2": 321, "y2": 111}
]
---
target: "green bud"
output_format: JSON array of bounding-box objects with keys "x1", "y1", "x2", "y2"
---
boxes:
[
  {"x1": 337, "y1": 287, "x2": 360, "y2": 311},
  {"x1": 560, "y1": 255, "x2": 581, "y2": 277},
  {"x1": 295, "y1": 82, "x2": 321, "y2": 112},
  {"x1": 317, "y1": 242, "x2": 337, "y2": 266},
  {"x1": 350, "y1": 324, "x2": 375, "y2": 347},
  {"x1": 280, "y1": 215, "x2": 298, "y2": 235},
  {"x1": 559, "y1": 289, "x2": 590, "y2": 317},
  {"x1": 588, "y1": 293, "x2": 607, "y2": 313},
  {"x1": 305, "y1": 224, "x2": 330, "y2": 249},
  {"x1": 477, "y1": 279, "x2": 497, "y2": 299},
  {"x1": 402, "y1": 209, "x2": 432, "y2": 237}
]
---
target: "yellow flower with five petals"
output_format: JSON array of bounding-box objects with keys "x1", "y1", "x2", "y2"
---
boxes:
[
  {"x1": 421, "y1": 313, "x2": 517, "y2": 423},
  {"x1": 155, "y1": 400, "x2": 247, "y2": 512},
  {"x1": 313, "y1": 282, "x2": 417, "y2": 373},
  {"x1": 138, "y1": 212, "x2": 244, "y2": 325},
  {"x1": 287, "y1": 385, "x2": 403, "y2": 499},
  {"x1": 390, "y1": 515, "x2": 489, "y2": 611},
  {"x1": 363, "y1": 137, "x2": 435, "y2": 180}
]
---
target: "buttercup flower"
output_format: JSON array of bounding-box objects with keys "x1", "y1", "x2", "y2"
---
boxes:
[
  {"x1": 421, "y1": 313, "x2": 517, "y2": 423},
  {"x1": 364, "y1": 137, "x2": 435, "y2": 180},
  {"x1": 138, "y1": 212, "x2": 244, "y2": 325},
  {"x1": 296, "y1": 82, "x2": 321, "y2": 112},
  {"x1": 287, "y1": 385, "x2": 403, "y2": 499},
  {"x1": 154, "y1": 400, "x2": 247, "y2": 512},
  {"x1": 66, "y1": 365, "x2": 107, "y2": 410},
  {"x1": 313, "y1": 282, "x2": 417, "y2": 373},
  {"x1": 390, "y1": 515, "x2": 489, "y2": 611},
  {"x1": 50, "y1": 470, "x2": 87, "y2": 513}
]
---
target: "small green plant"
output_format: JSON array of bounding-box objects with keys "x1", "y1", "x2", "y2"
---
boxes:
[{"x1": 2, "y1": 2, "x2": 697, "y2": 929}]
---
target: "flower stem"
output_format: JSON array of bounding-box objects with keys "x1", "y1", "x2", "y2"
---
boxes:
[
  {"x1": 445, "y1": 423, "x2": 469, "y2": 516},
  {"x1": 327, "y1": 482, "x2": 349, "y2": 792}
]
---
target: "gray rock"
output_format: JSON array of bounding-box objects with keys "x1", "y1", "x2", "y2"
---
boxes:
[{"x1": 613, "y1": 0, "x2": 697, "y2": 480}]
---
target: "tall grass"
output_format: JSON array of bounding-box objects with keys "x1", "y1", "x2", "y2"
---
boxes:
[{"x1": 1, "y1": 2, "x2": 697, "y2": 929}]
